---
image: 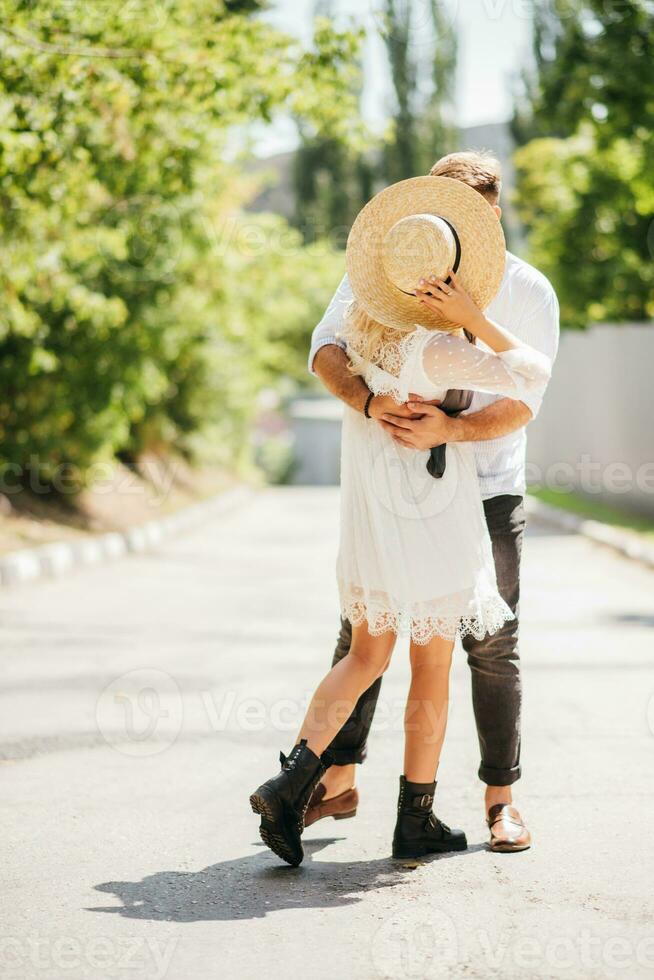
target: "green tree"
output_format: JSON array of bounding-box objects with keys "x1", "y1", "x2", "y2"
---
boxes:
[
  {"x1": 293, "y1": 135, "x2": 375, "y2": 246},
  {"x1": 293, "y1": 8, "x2": 372, "y2": 245},
  {"x1": 0, "y1": 1, "x2": 362, "y2": 488},
  {"x1": 512, "y1": 0, "x2": 654, "y2": 326},
  {"x1": 293, "y1": 1, "x2": 457, "y2": 245},
  {"x1": 381, "y1": 0, "x2": 457, "y2": 183}
]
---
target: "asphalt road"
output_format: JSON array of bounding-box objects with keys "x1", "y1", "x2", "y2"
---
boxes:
[{"x1": 2, "y1": 487, "x2": 654, "y2": 980}]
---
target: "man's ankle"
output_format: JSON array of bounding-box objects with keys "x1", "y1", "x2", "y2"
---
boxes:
[
  {"x1": 322, "y1": 763, "x2": 356, "y2": 799},
  {"x1": 485, "y1": 785, "x2": 513, "y2": 812}
]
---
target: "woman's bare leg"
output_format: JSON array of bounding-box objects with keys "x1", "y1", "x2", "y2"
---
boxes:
[
  {"x1": 403, "y1": 635, "x2": 455, "y2": 783},
  {"x1": 297, "y1": 622, "x2": 396, "y2": 758},
  {"x1": 393, "y1": 635, "x2": 466, "y2": 858}
]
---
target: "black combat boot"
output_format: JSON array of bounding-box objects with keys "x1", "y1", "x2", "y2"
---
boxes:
[
  {"x1": 250, "y1": 739, "x2": 333, "y2": 866},
  {"x1": 392, "y1": 776, "x2": 467, "y2": 859}
]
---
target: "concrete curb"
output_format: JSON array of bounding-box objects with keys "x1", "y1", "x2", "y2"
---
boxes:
[
  {"x1": 526, "y1": 495, "x2": 654, "y2": 570},
  {"x1": 0, "y1": 485, "x2": 254, "y2": 588}
]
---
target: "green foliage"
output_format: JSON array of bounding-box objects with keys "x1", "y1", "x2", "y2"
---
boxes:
[
  {"x1": 293, "y1": 1, "x2": 457, "y2": 243},
  {"x1": 293, "y1": 137, "x2": 375, "y2": 245},
  {"x1": 202, "y1": 211, "x2": 345, "y2": 468},
  {"x1": 254, "y1": 433, "x2": 296, "y2": 486},
  {"x1": 512, "y1": 0, "x2": 654, "y2": 327},
  {"x1": 515, "y1": 129, "x2": 653, "y2": 327},
  {"x1": 0, "y1": 1, "x2": 361, "y2": 487},
  {"x1": 513, "y1": 0, "x2": 653, "y2": 142},
  {"x1": 293, "y1": 13, "x2": 373, "y2": 244},
  {"x1": 381, "y1": 0, "x2": 457, "y2": 183}
]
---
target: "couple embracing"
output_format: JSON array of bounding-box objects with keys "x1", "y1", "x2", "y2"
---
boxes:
[{"x1": 250, "y1": 151, "x2": 559, "y2": 865}]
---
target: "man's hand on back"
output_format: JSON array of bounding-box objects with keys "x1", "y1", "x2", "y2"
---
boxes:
[
  {"x1": 377, "y1": 400, "x2": 451, "y2": 450},
  {"x1": 379, "y1": 396, "x2": 532, "y2": 450},
  {"x1": 368, "y1": 394, "x2": 435, "y2": 423}
]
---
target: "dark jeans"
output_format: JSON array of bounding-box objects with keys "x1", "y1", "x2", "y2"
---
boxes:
[{"x1": 328, "y1": 494, "x2": 525, "y2": 786}]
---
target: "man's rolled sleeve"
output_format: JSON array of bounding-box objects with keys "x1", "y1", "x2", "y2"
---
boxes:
[
  {"x1": 308, "y1": 273, "x2": 352, "y2": 374},
  {"x1": 517, "y1": 287, "x2": 560, "y2": 420},
  {"x1": 308, "y1": 333, "x2": 347, "y2": 374},
  {"x1": 519, "y1": 383, "x2": 546, "y2": 420}
]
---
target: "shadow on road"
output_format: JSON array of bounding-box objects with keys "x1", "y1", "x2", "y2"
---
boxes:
[{"x1": 89, "y1": 838, "x2": 486, "y2": 922}]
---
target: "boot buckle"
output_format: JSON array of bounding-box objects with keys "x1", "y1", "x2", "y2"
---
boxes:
[{"x1": 419, "y1": 794, "x2": 433, "y2": 809}]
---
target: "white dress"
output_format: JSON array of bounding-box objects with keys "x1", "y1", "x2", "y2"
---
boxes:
[{"x1": 337, "y1": 326, "x2": 552, "y2": 645}]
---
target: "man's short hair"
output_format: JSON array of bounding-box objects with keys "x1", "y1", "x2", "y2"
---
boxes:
[{"x1": 429, "y1": 150, "x2": 502, "y2": 203}]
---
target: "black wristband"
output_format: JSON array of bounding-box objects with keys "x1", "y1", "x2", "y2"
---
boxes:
[{"x1": 363, "y1": 391, "x2": 375, "y2": 419}]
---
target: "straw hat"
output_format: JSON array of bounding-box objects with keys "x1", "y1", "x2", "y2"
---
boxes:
[{"x1": 345, "y1": 175, "x2": 506, "y2": 331}]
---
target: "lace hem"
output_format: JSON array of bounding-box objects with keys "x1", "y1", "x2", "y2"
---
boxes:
[{"x1": 341, "y1": 588, "x2": 514, "y2": 646}]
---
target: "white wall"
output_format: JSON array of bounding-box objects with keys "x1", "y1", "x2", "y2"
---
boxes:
[
  {"x1": 289, "y1": 397, "x2": 343, "y2": 486},
  {"x1": 527, "y1": 323, "x2": 654, "y2": 517}
]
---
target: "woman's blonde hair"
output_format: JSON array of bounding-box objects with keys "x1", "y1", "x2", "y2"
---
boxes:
[
  {"x1": 343, "y1": 299, "x2": 467, "y2": 376},
  {"x1": 342, "y1": 301, "x2": 409, "y2": 369}
]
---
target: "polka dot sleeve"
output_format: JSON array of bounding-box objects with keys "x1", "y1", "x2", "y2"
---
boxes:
[{"x1": 420, "y1": 332, "x2": 551, "y2": 402}]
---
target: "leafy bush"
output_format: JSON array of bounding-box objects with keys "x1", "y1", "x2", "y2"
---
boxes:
[
  {"x1": 514, "y1": 128, "x2": 654, "y2": 328},
  {"x1": 512, "y1": 0, "x2": 654, "y2": 328},
  {"x1": 0, "y1": 2, "x2": 360, "y2": 489}
]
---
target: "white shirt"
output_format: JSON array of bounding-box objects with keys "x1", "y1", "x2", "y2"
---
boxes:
[{"x1": 308, "y1": 251, "x2": 560, "y2": 499}]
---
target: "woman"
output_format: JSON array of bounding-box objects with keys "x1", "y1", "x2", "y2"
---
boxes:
[{"x1": 250, "y1": 176, "x2": 551, "y2": 866}]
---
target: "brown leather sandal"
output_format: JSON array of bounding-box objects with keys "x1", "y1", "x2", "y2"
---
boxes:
[
  {"x1": 487, "y1": 803, "x2": 531, "y2": 853},
  {"x1": 304, "y1": 783, "x2": 359, "y2": 828}
]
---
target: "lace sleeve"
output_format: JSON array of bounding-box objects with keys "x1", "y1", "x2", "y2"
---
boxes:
[
  {"x1": 347, "y1": 350, "x2": 409, "y2": 405},
  {"x1": 420, "y1": 332, "x2": 551, "y2": 401}
]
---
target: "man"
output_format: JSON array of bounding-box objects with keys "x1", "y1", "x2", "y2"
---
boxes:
[{"x1": 305, "y1": 151, "x2": 559, "y2": 851}]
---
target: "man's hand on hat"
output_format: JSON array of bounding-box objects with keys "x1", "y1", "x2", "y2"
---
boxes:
[{"x1": 415, "y1": 268, "x2": 482, "y2": 330}]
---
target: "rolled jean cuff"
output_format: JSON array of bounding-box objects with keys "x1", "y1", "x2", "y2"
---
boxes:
[
  {"x1": 478, "y1": 762, "x2": 521, "y2": 786},
  {"x1": 329, "y1": 744, "x2": 367, "y2": 766}
]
